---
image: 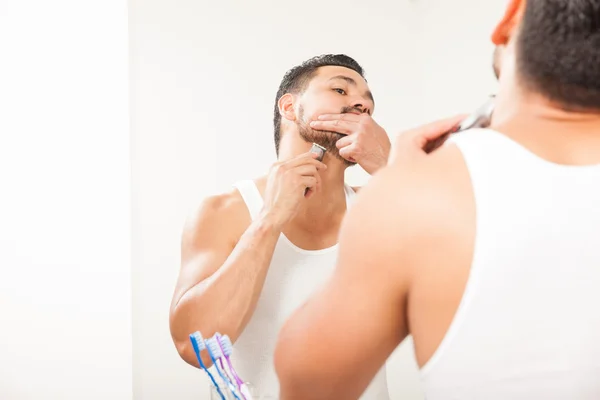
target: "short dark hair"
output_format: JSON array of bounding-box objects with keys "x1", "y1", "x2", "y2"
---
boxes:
[
  {"x1": 516, "y1": 0, "x2": 600, "y2": 111},
  {"x1": 273, "y1": 54, "x2": 365, "y2": 155}
]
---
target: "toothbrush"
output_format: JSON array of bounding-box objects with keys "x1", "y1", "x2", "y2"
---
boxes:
[
  {"x1": 213, "y1": 339, "x2": 237, "y2": 388},
  {"x1": 189, "y1": 332, "x2": 226, "y2": 400},
  {"x1": 217, "y1": 334, "x2": 254, "y2": 400},
  {"x1": 215, "y1": 334, "x2": 243, "y2": 389},
  {"x1": 205, "y1": 336, "x2": 243, "y2": 400}
]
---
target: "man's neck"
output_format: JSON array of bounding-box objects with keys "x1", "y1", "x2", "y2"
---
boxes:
[{"x1": 490, "y1": 88, "x2": 600, "y2": 166}]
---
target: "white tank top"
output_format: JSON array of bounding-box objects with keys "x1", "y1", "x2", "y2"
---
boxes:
[
  {"x1": 421, "y1": 129, "x2": 600, "y2": 399},
  {"x1": 230, "y1": 180, "x2": 389, "y2": 399}
]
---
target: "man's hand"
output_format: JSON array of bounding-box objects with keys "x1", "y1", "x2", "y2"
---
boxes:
[
  {"x1": 389, "y1": 114, "x2": 466, "y2": 164},
  {"x1": 261, "y1": 152, "x2": 327, "y2": 229},
  {"x1": 310, "y1": 113, "x2": 391, "y2": 174}
]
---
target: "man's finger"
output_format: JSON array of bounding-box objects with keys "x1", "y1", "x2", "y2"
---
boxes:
[
  {"x1": 339, "y1": 143, "x2": 358, "y2": 161},
  {"x1": 294, "y1": 164, "x2": 321, "y2": 177},
  {"x1": 316, "y1": 113, "x2": 362, "y2": 122},
  {"x1": 284, "y1": 153, "x2": 327, "y2": 169},
  {"x1": 310, "y1": 120, "x2": 355, "y2": 135},
  {"x1": 335, "y1": 134, "x2": 355, "y2": 149},
  {"x1": 402, "y1": 114, "x2": 468, "y2": 147}
]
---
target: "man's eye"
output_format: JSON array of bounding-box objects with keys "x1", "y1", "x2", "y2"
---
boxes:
[{"x1": 333, "y1": 88, "x2": 346, "y2": 95}]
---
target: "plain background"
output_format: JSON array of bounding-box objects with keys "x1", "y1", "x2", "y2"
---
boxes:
[
  {"x1": 130, "y1": 0, "x2": 504, "y2": 399},
  {"x1": 0, "y1": 0, "x2": 505, "y2": 399}
]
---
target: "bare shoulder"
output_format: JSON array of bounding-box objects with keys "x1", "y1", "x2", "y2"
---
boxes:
[
  {"x1": 181, "y1": 185, "x2": 254, "y2": 257},
  {"x1": 385, "y1": 143, "x2": 472, "y2": 228},
  {"x1": 186, "y1": 187, "x2": 249, "y2": 226},
  {"x1": 170, "y1": 184, "x2": 258, "y2": 312},
  {"x1": 345, "y1": 143, "x2": 475, "y2": 273},
  {"x1": 397, "y1": 143, "x2": 473, "y2": 221}
]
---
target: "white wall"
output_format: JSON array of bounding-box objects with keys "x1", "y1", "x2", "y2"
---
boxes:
[
  {"x1": 0, "y1": 1, "x2": 131, "y2": 399},
  {"x1": 130, "y1": 0, "x2": 506, "y2": 399},
  {"x1": 416, "y1": 0, "x2": 506, "y2": 117}
]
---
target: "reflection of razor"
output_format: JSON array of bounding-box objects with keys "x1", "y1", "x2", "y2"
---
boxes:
[
  {"x1": 305, "y1": 143, "x2": 326, "y2": 197},
  {"x1": 424, "y1": 95, "x2": 496, "y2": 154},
  {"x1": 310, "y1": 143, "x2": 326, "y2": 161}
]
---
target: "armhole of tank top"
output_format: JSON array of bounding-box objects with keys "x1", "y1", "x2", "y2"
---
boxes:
[
  {"x1": 418, "y1": 137, "x2": 484, "y2": 379},
  {"x1": 232, "y1": 180, "x2": 264, "y2": 221}
]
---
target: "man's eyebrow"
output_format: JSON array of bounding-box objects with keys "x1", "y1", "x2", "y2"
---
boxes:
[
  {"x1": 328, "y1": 75, "x2": 375, "y2": 104},
  {"x1": 329, "y1": 75, "x2": 357, "y2": 85}
]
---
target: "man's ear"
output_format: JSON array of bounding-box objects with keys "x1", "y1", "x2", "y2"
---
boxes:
[
  {"x1": 278, "y1": 93, "x2": 296, "y2": 122},
  {"x1": 491, "y1": 0, "x2": 525, "y2": 45}
]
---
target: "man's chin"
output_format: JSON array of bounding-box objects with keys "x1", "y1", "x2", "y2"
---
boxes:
[
  {"x1": 298, "y1": 126, "x2": 353, "y2": 164},
  {"x1": 326, "y1": 132, "x2": 346, "y2": 142},
  {"x1": 310, "y1": 132, "x2": 344, "y2": 150}
]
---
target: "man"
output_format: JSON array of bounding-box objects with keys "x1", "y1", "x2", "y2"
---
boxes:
[
  {"x1": 274, "y1": 1, "x2": 600, "y2": 399},
  {"x1": 169, "y1": 54, "x2": 391, "y2": 398}
]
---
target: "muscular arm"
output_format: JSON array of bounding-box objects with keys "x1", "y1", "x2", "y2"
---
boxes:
[
  {"x1": 274, "y1": 143, "x2": 468, "y2": 399},
  {"x1": 169, "y1": 191, "x2": 281, "y2": 367}
]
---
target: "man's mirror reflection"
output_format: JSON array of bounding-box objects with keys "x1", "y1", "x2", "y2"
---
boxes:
[{"x1": 165, "y1": 0, "x2": 600, "y2": 399}]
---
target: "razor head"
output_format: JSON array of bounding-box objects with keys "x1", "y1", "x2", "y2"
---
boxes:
[
  {"x1": 424, "y1": 95, "x2": 496, "y2": 154},
  {"x1": 455, "y1": 95, "x2": 496, "y2": 132},
  {"x1": 310, "y1": 143, "x2": 326, "y2": 161}
]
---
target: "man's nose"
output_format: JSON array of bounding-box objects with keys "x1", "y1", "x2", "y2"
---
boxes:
[{"x1": 350, "y1": 101, "x2": 369, "y2": 114}]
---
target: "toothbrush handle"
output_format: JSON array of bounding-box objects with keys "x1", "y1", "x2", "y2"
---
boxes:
[
  {"x1": 212, "y1": 358, "x2": 242, "y2": 400},
  {"x1": 239, "y1": 385, "x2": 253, "y2": 400},
  {"x1": 224, "y1": 355, "x2": 245, "y2": 386},
  {"x1": 218, "y1": 359, "x2": 242, "y2": 398},
  {"x1": 196, "y1": 356, "x2": 226, "y2": 400}
]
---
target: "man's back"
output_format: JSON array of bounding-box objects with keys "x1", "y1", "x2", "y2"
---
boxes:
[{"x1": 413, "y1": 129, "x2": 600, "y2": 399}]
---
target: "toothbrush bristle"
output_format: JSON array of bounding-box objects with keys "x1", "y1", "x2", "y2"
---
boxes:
[
  {"x1": 206, "y1": 337, "x2": 223, "y2": 358},
  {"x1": 190, "y1": 331, "x2": 206, "y2": 351},
  {"x1": 219, "y1": 335, "x2": 234, "y2": 356}
]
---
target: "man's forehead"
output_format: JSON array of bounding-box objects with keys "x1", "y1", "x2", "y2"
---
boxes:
[{"x1": 313, "y1": 66, "x2": 368, "y2": 86}]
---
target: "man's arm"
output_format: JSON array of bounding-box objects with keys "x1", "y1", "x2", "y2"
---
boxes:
[
  {"x1": 274, "y1": 116, "x2": 466, "y2": 399},
  {"x1": 169, "y1": 191, "x2": 282, "y2": 368},
  {"x1": 170, "y1": 152, "x2": 326, "y2": 368},
  {"x1": 274, "y1": 162, "x2": 419, "y2": 399}
]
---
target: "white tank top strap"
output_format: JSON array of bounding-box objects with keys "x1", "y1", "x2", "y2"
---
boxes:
[
  {"x1": 233, "y1": 179, "x2": 264, "y2": 221},
  {"x1": 344, "y1": 183, "x2": 357, "y2": 208}
]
